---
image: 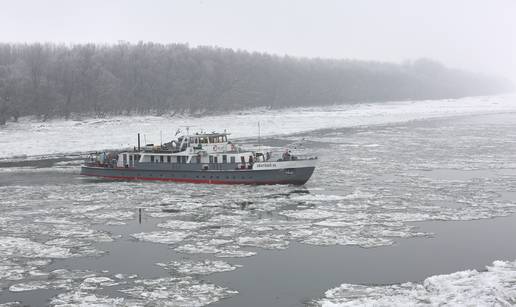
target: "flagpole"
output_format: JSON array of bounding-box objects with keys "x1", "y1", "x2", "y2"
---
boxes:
[{"x1": 258, "y1": 121, "x2": 261, "y2": 153}]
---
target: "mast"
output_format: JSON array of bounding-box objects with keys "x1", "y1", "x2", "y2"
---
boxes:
[{"x1": 258, "y1": 121, "x2": 261, "y2": 153}]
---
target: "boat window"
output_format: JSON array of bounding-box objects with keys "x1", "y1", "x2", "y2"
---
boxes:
[
  {"x1": 222, "y1": 155, "x2": 227, "y2": 163},
  {"x1": 196, "y1": 156, "x2": 201, "y2": 163},
  {"x1": 214, "y1": 156, "x2": 218, "y2": 163},
  {"x1": 150, "y1": 155, "x2": 155, "y2": 163},
  {"x1": 160, "y1": 156, "x2": 164, "y2": 163},
  {"x1": 230, "y1": 156, "x2": 235, "y2": 163},
  {"x1": 177, "y1": 156, "x2": 181, "y2": 164},
  {"x1": 181, "y1": 156, "x2": 187, "y2": 163},
  {"x1": 241, "y1": 156, "x2": 245, "y2": 163},
  {"x1": 209, "y1": 156, "x2": 214, "y2": 163},
  {"x1": 129, "y1": 155, "x2": 133, "y2": 162},
  {"x1": 167, "y1": 156, "x2": 171, "y2": 163}
]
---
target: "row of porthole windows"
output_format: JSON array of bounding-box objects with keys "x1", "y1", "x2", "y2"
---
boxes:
[
  {"x1": 150, "y1": 156, "x2": 189, "y2": 163},
  {"x1": 136, "y1": 173, "x2": 252, "y2": 180}
]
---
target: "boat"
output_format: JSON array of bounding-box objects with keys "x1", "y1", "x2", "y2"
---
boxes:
[{"x1": 80, "y1": 130, "x2": 317, "y2": 185}]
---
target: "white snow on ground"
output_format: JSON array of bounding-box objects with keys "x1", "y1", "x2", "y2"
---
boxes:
[
  {"x1": 0, "y1": 95, "x2": 515, "y2": 159},
  {"x1": 316, "y1": 260, "x2": 516, "y2": 307}
]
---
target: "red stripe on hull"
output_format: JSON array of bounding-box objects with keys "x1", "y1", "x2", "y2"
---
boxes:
[{"x1": 80, "y1": 173, "x2": 302, "y2": 185}]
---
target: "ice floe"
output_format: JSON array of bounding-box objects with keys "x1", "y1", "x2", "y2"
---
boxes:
[
  {"x1": 0, "y1": 236, "x2": 71, "y2": 258},
  {"x1": 120, "y1": 276, "x2": 237, "y2": 306},
  {"x1": 315, "y1": 259, "x2": 516, "y2": 306},
  {"x1": 157, "y1": 219, "x2": 208, "y2": 230},
  {"x1": 131, "y1": 231, "x2": 190, "y2": 245},
  {"x1": 157, "y1": 259, "x2": 241, "y2": 275},
  {"x1": 50, "y1": 291, "x2": 125, "y2": 307}
]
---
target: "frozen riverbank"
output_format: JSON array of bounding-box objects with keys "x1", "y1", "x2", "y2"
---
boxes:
[{"x1": 1, "y1": 95, "x2": 515, "y2": 160}]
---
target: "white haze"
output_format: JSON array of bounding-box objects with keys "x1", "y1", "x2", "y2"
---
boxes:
[{"x1": 0, "y1": 0, "x2": 515, "y2": 83}]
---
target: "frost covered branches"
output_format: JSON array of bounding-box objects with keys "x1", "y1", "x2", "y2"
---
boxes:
[{"x1": 0, "y1": 42, "x2": 511, "y2": 124}]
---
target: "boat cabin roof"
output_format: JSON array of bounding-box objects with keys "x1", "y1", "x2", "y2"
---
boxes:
[{"x1": 192, "y1": 132, "x2": 230, "y2": 138}]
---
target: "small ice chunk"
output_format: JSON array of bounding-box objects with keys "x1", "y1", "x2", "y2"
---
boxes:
[
  {"x1": 0, "y1": 236, "x2": 71, "y2": 258},
  {"x1": 237, "y1": 235, "x2": 289, "y2": 250},
  {"x1": 9, "y1": 281, "x2": 51, "y2": 292},
  {"x1": 131, "y1": 231, "x2": 190, "y2": 245},
  {"x1": 120, "y1": 276, "x2": 237, "y2": 306},
  {"x1": 281, "y1": 209, "x2": 334, "y2": 220},
  {"x1": 157, "y1": 220, "x2": 207, "y2": 230},
  {"x1": 160, "y1": 259, "x2": 241, "y2": 275},
  {"x1": 50, "y1": 290, "x2": 125, "y2": 306}
]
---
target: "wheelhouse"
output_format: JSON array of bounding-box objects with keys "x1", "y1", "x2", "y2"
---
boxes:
[{"x1": 113, "y1": 131, "x2": 267, "y2": 169}]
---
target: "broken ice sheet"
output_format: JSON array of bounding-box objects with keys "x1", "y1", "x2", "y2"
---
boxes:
[
  {"x1": 120, "y1": 276, "x2": 237, "y2": 307},
  {"x1": 174, "y1": 239, "x2": 257, "y2": 258},
  {"x1": 157, "y1": 259, "x2": 241, "y2": 275},
  {"x1": 157, "y1": 219, "x2": 208, "y2": 230},
  {"x1": 50, "y1": 291, "x2": 126, "y2": 307},
  {"x1": 131, "y1": 231, "x2": 190, "y2": 245},
  {"x1": 281, "y1": 209, "x2": 335, "y2": 220},
  {"x1": 9, "y1": 280, "x2": 69, "y2": 292},
  {"x1": 0, "y1": 236, "x2": 71, "y2": 258},
  {"x1": 237, "y1": 234, "x2": 289, "y2": 250},
  {"x1": 314, "y1": 259, "x2": 516, "y2": 306}
]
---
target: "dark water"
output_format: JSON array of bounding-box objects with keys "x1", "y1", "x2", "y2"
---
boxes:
[{"x1": 1, "y1": 112, "x2": 516, "y2": 306}]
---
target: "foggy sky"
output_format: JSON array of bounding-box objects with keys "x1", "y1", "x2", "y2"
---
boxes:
[{"x1": 0, "y1": 0, "x2": 515, "y2": 82}]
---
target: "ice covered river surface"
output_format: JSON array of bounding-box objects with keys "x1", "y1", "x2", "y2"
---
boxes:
[{"x1": 1, "y1": 97, "x2": 516, "y2": 306}]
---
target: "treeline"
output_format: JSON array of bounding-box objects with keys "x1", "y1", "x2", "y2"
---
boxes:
[{"x1": 0, "y1": 42, "x2": 512, "y2": 124}]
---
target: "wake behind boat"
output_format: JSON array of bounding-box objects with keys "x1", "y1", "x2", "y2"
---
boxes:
[{"x1": 80, "y1": 130, "x2": 317, "y2": 185}]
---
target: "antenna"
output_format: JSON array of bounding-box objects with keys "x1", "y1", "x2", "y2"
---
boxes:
[
  {"x1": 258, "y1": 121, "x2": 261, "y2": 153},
  {"x1": 160, "y1": 130, "x2": 163, "y2": 146}
]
